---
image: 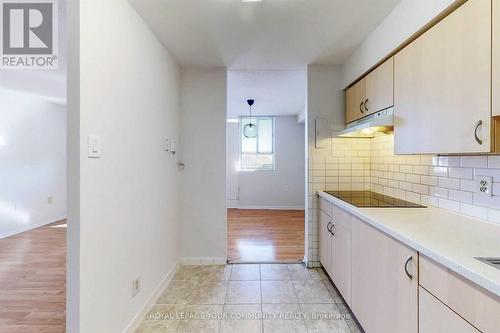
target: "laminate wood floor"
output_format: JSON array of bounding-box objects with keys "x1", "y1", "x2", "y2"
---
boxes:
[
  {"x1": 0, "y1": 220, "x2": 66, "y2": 333},
  {"x1": 227, "y1": 209, "x2": 305, "y2": 263}
]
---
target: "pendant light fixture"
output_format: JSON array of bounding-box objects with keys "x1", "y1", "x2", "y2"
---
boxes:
[{"x1": 243, "y1": 99, "x2": 258, "y2": 138}]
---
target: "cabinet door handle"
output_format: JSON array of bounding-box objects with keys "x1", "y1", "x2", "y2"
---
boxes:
[
  {"x1": 364, "y1": 99, "x2": 369, "y2": 111},
  {"x1": 330, "y1": 223, "x2": 335, "y2": 236},
  {"x1": 404, "y1": 255, "x2": 413, "y2": 280},
  {"x1": 359, "y1": 101, "x2": 364, "y2": 113},
  {"x1": 327, "y1": 222, "x2": 332, "y2": 234},
  {"x1": 474, "y1": 120, "x2": 483, "y2": 145}
]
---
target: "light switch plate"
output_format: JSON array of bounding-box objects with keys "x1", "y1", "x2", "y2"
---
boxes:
[
  {"x1": 165, "y1": 138, "x2": 170, "y2": 152},
  {"x1": 170, "y1": 139, "x2": 177, "y2": 154},
  {"x1": 476, "y1": 175, "x2": 493, "y2": 196},
  {"x1": 88, "y1": 135, "x2": 101, "y2": 158}
]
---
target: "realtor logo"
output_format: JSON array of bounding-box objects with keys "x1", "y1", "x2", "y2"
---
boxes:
[{"x1": 1, "y1": 0, "x2": 58, "y2": 69}]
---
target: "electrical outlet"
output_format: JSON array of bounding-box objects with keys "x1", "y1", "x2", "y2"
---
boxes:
[
  {"x1": 132, "y1": 277, "x2": 141, "y2": 297},
  {"x1": 48, "y1": 196, "x2": 54, "y2": 204},
  {"x1": 476, "y1": 175, "x2": 493, "y2": 196}
]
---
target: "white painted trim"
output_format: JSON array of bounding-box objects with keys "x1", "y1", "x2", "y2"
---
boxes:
[
  {"x1": 123, "y1": 258, "x2": 180, "y2": 333},
  {"x1": 234, "y1": 205, "x2": 305, "y2": 210},
  {"x1": 0, "y1": 215, "x2": 66, "y2": 240},
  {"x1": 179, "y1": 257, "x2": 227, "y2": 265}
]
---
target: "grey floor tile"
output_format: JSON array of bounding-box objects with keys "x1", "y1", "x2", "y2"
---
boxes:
[
  {"x1": 261, "y1": 280, "x2": 298, "y2": 303},
  {"x1": 225, "y1": 281, "x2": 262, "y2": 304},
  {"x1": 292, "y1": 280, "x2": 334, "y2": 303},
  {"x1": 288, "y1": 264, "x2": 323, "y2": 281},
  {"x1": 187, "y1": 280, "x2": 229, "y2": 304},
  {"x1": 134, "y1": 319, "x2": 179, "y2": 333},
  {"x1": 156, "y1": 280, "x2": 199, "y2": 304},
  {"x1": 260, "y1": 264, "x2": 291, "y2": 280},
  {"x1": 300, "y1": 303, "x2": 351, "y2": 333},
  {"x1": 176, "y1": 304, "x2": 222, "y2": 333},
  {"x1": 221, "y1": 304, "x2": 262, "y2": 333},
  {"x1": 230, "y1": 264, "x2": 261, "y2": 281},
  {"x1": 262, "y1": 303, "x2": 307, "y2": 333}
]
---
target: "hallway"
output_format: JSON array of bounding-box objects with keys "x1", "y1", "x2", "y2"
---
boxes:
[{"x1": 135, "y1": 264, "x2": 361, "y2": 333}]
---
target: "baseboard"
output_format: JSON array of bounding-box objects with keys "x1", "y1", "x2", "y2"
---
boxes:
[
  {"x1": 179, "y1": 257, "x2": 227, "y2": 265},
  {"x1": 233, "y1": 205, "x2": 305, "y2": 210},
  {"x1": 0, "y1": 215, "x2": 66, "y2": 240},
  {"x1": 123, "y1": 258, "x2": 180, "y2": 333}
]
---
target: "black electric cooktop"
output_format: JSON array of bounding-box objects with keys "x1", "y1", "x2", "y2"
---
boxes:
[{"x1": 324, "y1": 191, "x2": 426, "y2": 208}]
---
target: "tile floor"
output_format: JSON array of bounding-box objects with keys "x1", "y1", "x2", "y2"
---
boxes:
[{"x1": 135, "y1": 264, "x2": 362, "y2": 333}]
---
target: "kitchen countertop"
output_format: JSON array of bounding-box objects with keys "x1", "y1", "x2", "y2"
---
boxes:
[{"x1": 318, "y1": 191, "x2": 500, "y2": 297}]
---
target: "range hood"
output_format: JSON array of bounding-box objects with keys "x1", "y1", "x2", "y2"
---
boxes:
[{"x1": 335, "y1": 107, "x2": 394, "y2": 138}]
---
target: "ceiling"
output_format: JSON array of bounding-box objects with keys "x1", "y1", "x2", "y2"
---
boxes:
[
  {"x1": 129, "y1": 0, "x2": 401, "y2": 70},
  {"x1": 227, "y1": 70, "x2": 306, "y2": 117}
]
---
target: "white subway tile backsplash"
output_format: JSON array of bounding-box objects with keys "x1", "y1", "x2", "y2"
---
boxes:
[
  {"x1": 420, "y1": 175, "x2": 438, "y2": 186},
  {"x1": 460, "y1": 203, "x2": 488, "y2": 220},
  {"x1": 460, "y1": 179, "x2": 476, "y2": 192},
  {"x1": 429, "y1": 186, "x2": 448, "y2": 199},
  {"x1": 309, "y1": 133, "x2": 500, "y2": 266},
  {"x1": 460, "y1": 156, "x2": 488, "y2": 168},
  {"x1": 438, "y1": 177, "x2": 460, "y2": 190},
  {"x1": 412, "y1": 184, "x2": 429, "y2": 195},
  {"x1": 473, "y1": 193, "x2": 500, "y2": 209},
  {"x1": 448, "y1": 189, "x2": 473, "y2": 204},
  {"x1": 487, "y1": 156, "x2": 500, "y2": 169},
  {"x1": 429, "y1": 166, "x2": 448, "y2": 177},
  {"x1": 474, "y1": 168, "x2": 500, "y2": 182},
  {"x1": 438, "y1": 156, "x2": 460, "y2": 167},
  {"x1": 421, "y1": 195, "x2": 438, "y2": 207},
  {"x1": 448, "y1": 167, "x2": 473, "y2": 179},
  {"x1": 438, "y1": 198, "x2": 460, "y2": 212},
  {"x1": 412, "y1": 165, "x2": 429, "y2": 175}
]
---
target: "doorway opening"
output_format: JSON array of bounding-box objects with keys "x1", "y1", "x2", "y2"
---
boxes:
[{"x1": 226, "y1": 70, "x2": 307, "y2": 263}]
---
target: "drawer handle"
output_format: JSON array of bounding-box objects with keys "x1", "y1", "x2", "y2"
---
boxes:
[
  {"x1": 404, "y1": 255, "x2": 413, "y2": 280},
  {"x1": 474, "y1": 120, "x2": 483, "y2": 145},
  {"x1": 359, "y1": 101, "x2": 364, "y2": 113}
]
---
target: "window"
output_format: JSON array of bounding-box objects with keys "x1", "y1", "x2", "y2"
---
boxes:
[{"x1": 240, "y1": 117, "x2": 274, "y2": 171}]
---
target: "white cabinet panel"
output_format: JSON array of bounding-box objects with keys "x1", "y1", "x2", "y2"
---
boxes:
[{"x1": 394, "y1": 0, "x2": 491, "y2": 154}]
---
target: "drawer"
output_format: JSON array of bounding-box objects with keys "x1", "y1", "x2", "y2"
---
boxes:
[
  {"x1": 419, "y1": 255, "x2": 500, "y2": 333},
  {"x1": 319, "y1": 197, "x2": 333, "y2": 217},
  {"x1": 419, "y1": 286, "x2": 480, "y2": 333}
]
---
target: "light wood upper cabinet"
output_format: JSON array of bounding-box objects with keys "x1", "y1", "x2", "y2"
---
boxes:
[
  {"x1": 345, "y1": 79, "x2": 366, "y2": 123},
  {"x1": 365, "y1": 57, "x2": 394, "y2": 115},
  {"x1": 345, "y1": 57, "x2": 394, "y2": 124},
  {"x1": 493, "y1": 0, "x2": 500, "y2": 117},
  {"x1": 330, "y1": 206, "x2": 351, "y2": 307},
  {"x1": 351, "y1": 217, "x2": 418, "y2": 333},
  {"x1": 394, "y1": 0, "x2": 491, "y2": 154}
]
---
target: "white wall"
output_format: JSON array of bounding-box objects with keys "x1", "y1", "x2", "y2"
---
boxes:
[
  {"x1": 0, "y1": 90, "x2": 66, "y2": 239},
  {"x1": 306, "y1": 65, "x2": 346, "y2": 266},
  {"x1": 227, "y1": 116, "x2": 305, "y2": 209},
  {"x1": 179, "y1": 67, "x2": 227, "y2": 262},
  {"x1": 342, "y1": 0, "x2": 460, "y2": 86},
  {"x1": 68, "y1": 0, "x2": 181, "y2": 332}
]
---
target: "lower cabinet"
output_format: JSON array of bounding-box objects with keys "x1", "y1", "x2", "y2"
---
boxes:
[
  {"x1": 319, "y1": 210, "x2": 332, "y2": 276},
  {"x1": 351, "y1": 216, "x2": 418, "y2": 333},
  {"x1": 419, "y1": 287, "x2": 480, "y2": 333},
  {"x1": 331, "y1": 206, "x2": 352, "y2": 306}
]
